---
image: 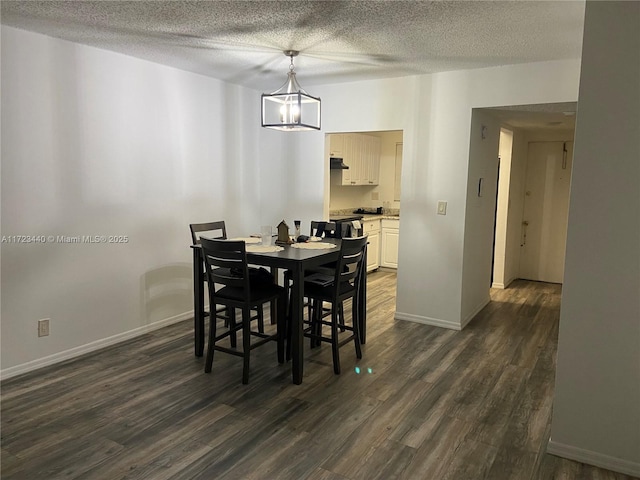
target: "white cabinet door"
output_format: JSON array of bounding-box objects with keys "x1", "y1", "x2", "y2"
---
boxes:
[
  {"x1": 363, "y1": 135, "x2": 381, "y2": 185},
  {"x1": 329, "y1": 134, "x2": 344, "y2": 157},
  {"x1": 366, "y1": 231, "x2": 380, "y2": 272},
  {"x1": 341, "y1": 134, "x2": 359, "y2": 185},
  {"x1": 362, "y1": 219, "x2": 381, "y2": 271},
  {"x1": 333, "y1": 133, "x2": 380, "y2": 186},
  {"x1": 381, "y1": 219, "x2": 400, "y2": 268}
]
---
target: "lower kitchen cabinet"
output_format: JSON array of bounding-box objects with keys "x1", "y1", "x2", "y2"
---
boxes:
[
  {"x1": 381, "y1": 218, "x2": 400, "y2": 268},
  {"x1": 362, "y1": 219, "x2": 380, "y2": 272}
]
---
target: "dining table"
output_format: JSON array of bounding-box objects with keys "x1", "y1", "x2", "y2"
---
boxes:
[{"x1": 191, "y1": 237, "x2": 367, "y2": 384}]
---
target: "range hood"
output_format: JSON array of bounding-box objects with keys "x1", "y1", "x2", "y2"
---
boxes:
[{"x1": 330, "y1": 157, "x2": 349, "y2": 169}]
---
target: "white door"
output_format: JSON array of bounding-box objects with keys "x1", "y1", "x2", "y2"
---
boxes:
[{"x1": 519, "y1": 141, "x2": 573, "y2": 283}]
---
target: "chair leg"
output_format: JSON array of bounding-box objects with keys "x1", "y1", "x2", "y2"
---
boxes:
[
  {"x1": 257, "y1": 305, "x2": 265, "y2": 333},
  {"x1": 242, "y1": 307, "x2": 251, "y2": 384},
  {"x1": 276, "y1": 296, "x2": 286, "y2": 364},
  {"x1": 204, "y1": 310, "x2": 217, "y2": 373},
  {"x1": 316, "y1": 302, "x2": 325, "y2": 347},
  {"x1": 311, "y1": 300, "x2": 322, "y2": 349},
  {"x1": 331, "y1": 307, "x2": 341, "y2": 374},
  {"x1": 229, "y1": 308, "x2": 237, "y2": 348},
  {"x1": 352, "y1": 300, "x2": 362, "y2": 359},
  {"x1": 270, "y1": 301, "x2": 277, "y2": 325},
  {"x1": 285, "y1": 309, "x2": 292, "y2": 362}
]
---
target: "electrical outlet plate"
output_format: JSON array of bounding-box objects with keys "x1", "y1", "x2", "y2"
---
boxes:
[{"x1": 38, "y1": 318, "x2": 50, "y2": 337}]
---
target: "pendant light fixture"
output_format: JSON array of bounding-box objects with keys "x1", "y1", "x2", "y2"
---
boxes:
[{"x1": 261, "y1": 50, "x2": 321, "y2": 131}]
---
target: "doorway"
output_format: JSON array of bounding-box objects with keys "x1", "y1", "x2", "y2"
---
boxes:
[{"x1": 491, "y1": 130, "x2": 575, "y2": 288}]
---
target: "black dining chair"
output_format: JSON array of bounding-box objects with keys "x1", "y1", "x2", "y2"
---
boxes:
[
  {"x1": 310, "y1": 221, "x2": 337, "y2": 240},
  {"x1": 283, "y1": 221, "x2": 338, "y2": 350},
  {"x1": 189, "y1": 221, "x2": 265, "y2": 337},
  {"x1": 302, "y1": 235, "x2": 367, "y2": 374},
  {"x1": 200, "y1": 237, "x2": 286, "y2": 384},
  {"x1": 189, "y1": 221, "x2": 227, "y2": 245}
]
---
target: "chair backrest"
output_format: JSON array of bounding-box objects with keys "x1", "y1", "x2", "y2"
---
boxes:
[
  {"x1": 190, "y1": 221, "x2": 227, "y2": 245},
  {"x1": 310, "y1": 221, "x2": 337, "y2": 238},
  {"x1": 200, "y1": 237, "x2": 250, "y2": 295},
  {"x1": 333, "y1": 236, "x2": 368, "y2": 295}
]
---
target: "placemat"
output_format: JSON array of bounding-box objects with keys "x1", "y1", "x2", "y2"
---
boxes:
[
  {"x1": 291, "y1": 242, "x2": 337, "y2": 250},
  {"x1": 229, "y1": 237, "x2": 261, "y2": 244},
  {"x1": 246, "y1": 245, "x2": 284, "y2": 253}
]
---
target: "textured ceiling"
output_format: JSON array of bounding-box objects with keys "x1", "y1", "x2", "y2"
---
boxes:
[
  {"x1": 1, "y1": 1, "x2": 584, "y2": 130},
  {"x1": 486, "y1": 102, "x2": 577, "y2": 130},
  {"x1": 1, "y1": 0, "x2": 586, "y2": 91}
]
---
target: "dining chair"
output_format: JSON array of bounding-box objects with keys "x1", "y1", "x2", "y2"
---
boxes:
[
  {"x1": 189, "y1": 221, "x2": 264, "y2": 339},
  {"x1": 302, "y1": 236, "x2": 368, "y2": 374},
  {"x1": 200, "y1": 237, "x2": 286, "y2": 384},
  {"x1": 310, "y1": 221, "x2": 337, "y2": 239},
  {"x1": 189, "y1": 221, "x2": 227, "y2": 245},
  {"x1": 283, "y1": 221, "x2": 339, "y2": 346}
]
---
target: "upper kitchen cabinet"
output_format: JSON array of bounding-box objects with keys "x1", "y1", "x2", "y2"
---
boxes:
[
  {"x1": 329, "y1": 134, "x2": 344, "y2": 157},
  {"x1": 330, "y1": 133, "x2": 381, "y2": 186}
]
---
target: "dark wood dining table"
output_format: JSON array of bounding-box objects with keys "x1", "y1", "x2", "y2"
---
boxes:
[{"x1": 191, "y1": 238, "x2": 367, "y2": 384}]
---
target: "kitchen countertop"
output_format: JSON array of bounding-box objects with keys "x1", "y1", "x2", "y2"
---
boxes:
[{"x1": 361, "y1": 214, "x2": 400, "y2": 221}]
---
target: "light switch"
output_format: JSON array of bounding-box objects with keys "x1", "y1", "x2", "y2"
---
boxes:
[{"x1": 437, "y1": 201, "x2": 447, "y2": 215}]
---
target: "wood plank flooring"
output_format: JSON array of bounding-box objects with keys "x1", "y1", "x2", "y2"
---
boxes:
[{"x1": 2, "y1": 273, "x2": 637, "y2": 480}]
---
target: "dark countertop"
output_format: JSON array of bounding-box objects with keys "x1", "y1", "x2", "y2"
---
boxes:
[{"x1": 329, "y1": 215, "x2": 365, "y2": 222}]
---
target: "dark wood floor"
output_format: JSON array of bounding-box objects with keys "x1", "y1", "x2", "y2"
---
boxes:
[{"x1": 1, "y1": 272, "x2": 636, "y2": 480}]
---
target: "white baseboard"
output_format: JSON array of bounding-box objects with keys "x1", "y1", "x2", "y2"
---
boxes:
[
  {"x1": 461, "y1": 297, "x2": 490, "y2": 329},
  {"x1": 547, "y1": 439, "x2": 640, "y2": 477},
  {"x1": 1, "y1": 311, "x2": 194, "y2": 381},
  {"x1": 395, "y1": 311, "x2": 462, "y2": 330},
  {"x1": 395, "y1": 297, "x2": 489, "y2": 332},
  {"x1": 492, "y1": 276, "x2": 517, "y2": 289}
]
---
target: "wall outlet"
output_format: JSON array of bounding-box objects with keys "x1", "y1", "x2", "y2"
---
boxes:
[
  {"x1": 371, "y1": 192, "x2": 379, "y2": 201},
  {"x1": 38, "y1": 318, "x2": 50, "y2": 337}
]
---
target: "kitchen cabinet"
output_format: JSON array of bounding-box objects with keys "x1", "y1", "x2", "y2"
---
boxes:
[
  {"x1": 362, "y1": 136, "x2": 380, "y2": 185},
  {"x1": 329, "y1": 134, "x2": 344, "y2": 158},
  {"x1": 330, "y1": 133, "x2": 381, "y2": 186},
  {"x1": 362, "y1": 219, "x2": 380, "y2": 272},
  {"x1": 381, "y1": 218, "x2": 400, "y2": 268}
]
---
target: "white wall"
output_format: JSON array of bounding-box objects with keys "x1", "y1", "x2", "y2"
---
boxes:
[
  {"x1": 461, "y1": 110, "x2": 502, "y2": 326},
  {"x1": 310, "y1": 60, "x2": 581, "y2": 330},
  {"x1": 412, "y1": 62, "x2": 581, "y2": 329},
  {"x1": 1, "y1": 27, "x2": 583, "y2": 376},
  {"x1": 492, "y1": 128, "x2": 514, "y2": 289},
  {"x1": 505, "y1": 128, "x2": 529, "y2": 286},
  {"x1": 0, "y1": 27, "x2": 281, "y2": 375},
  {"x1": 548, "y1": 1, "x2": 640, "y2": 476}
]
